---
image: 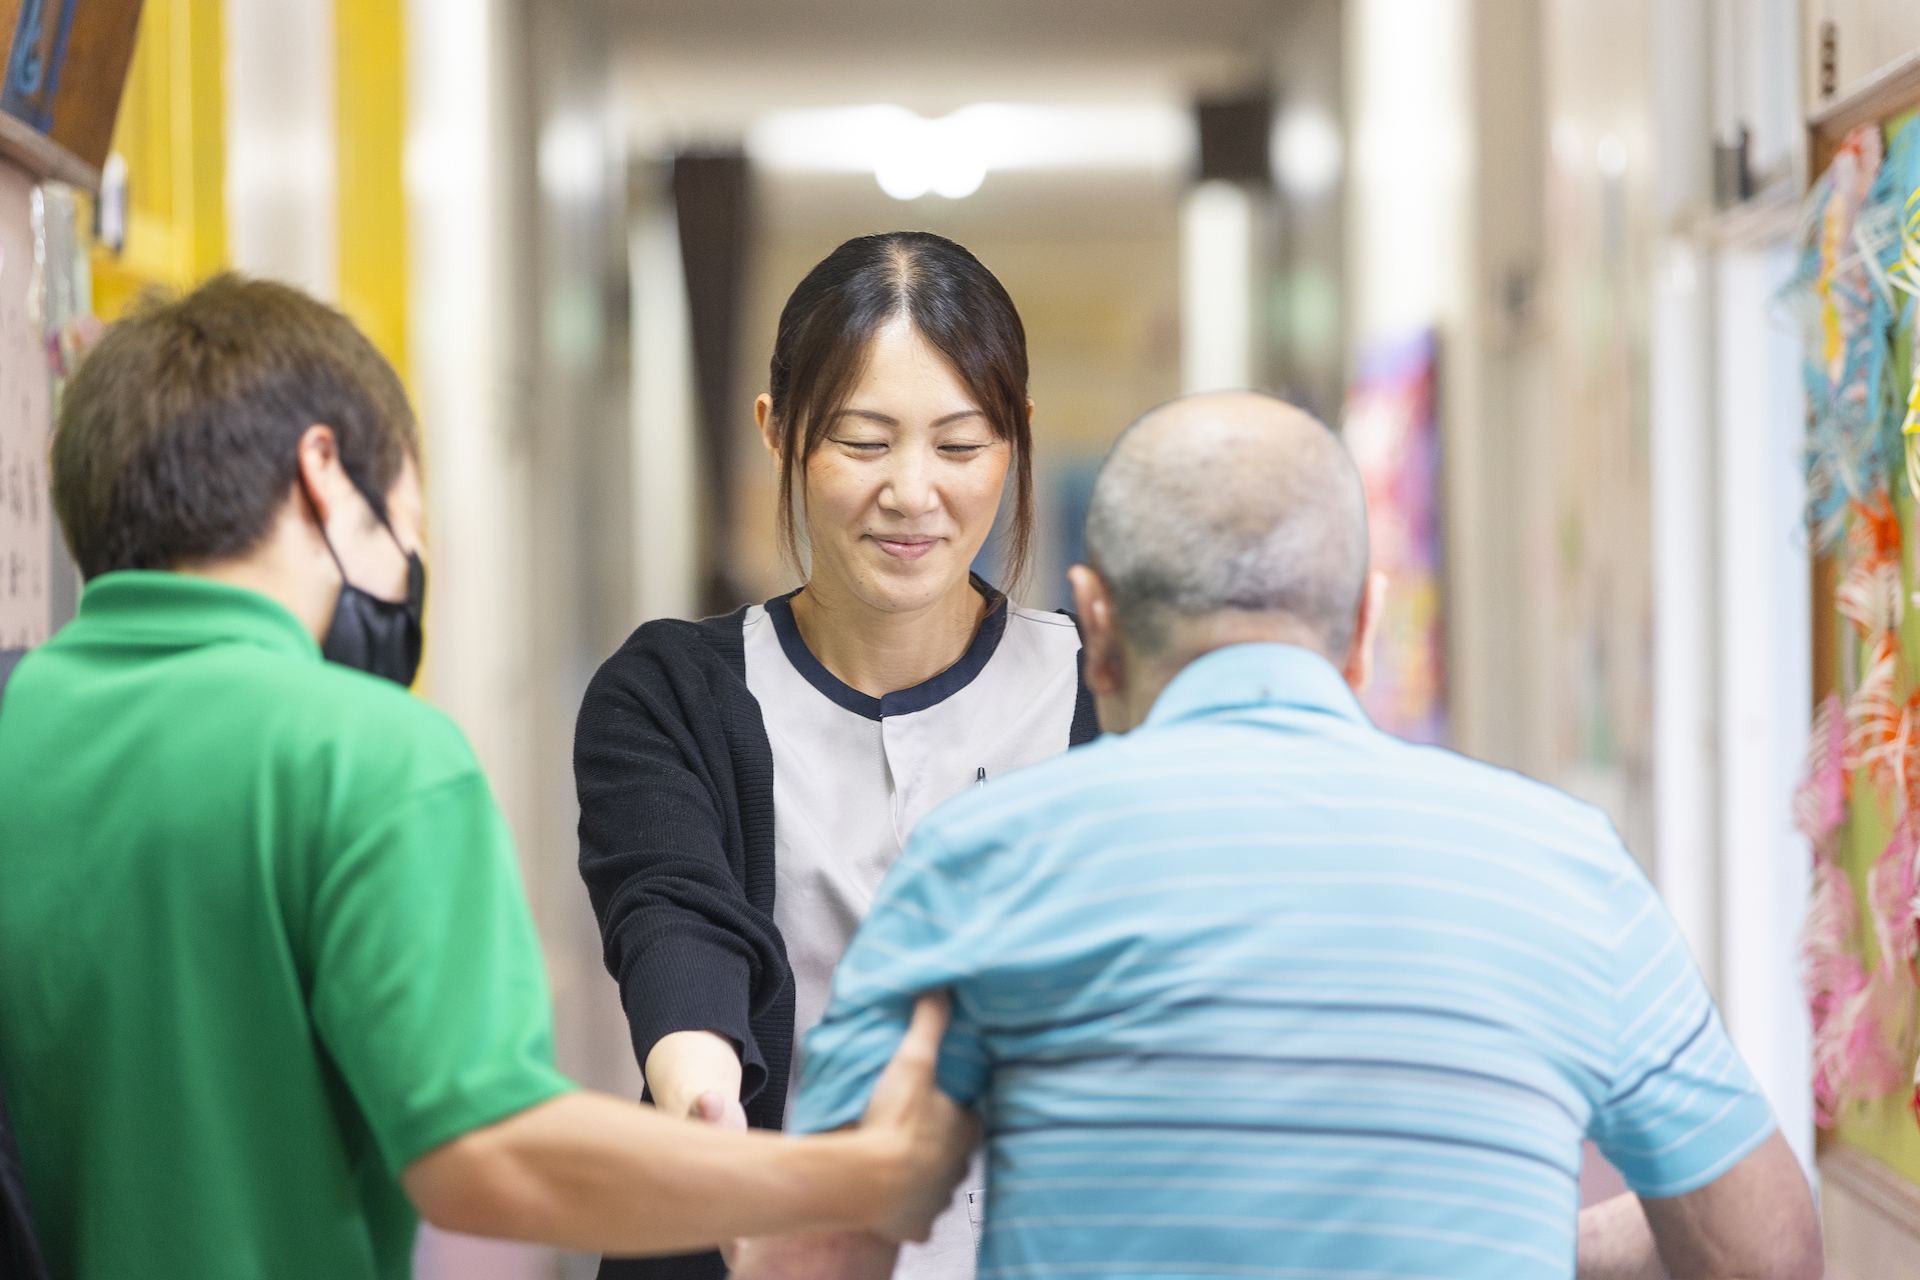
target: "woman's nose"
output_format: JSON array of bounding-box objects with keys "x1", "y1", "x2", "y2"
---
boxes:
[{"x1": 879, "y1": 447, "x2": 940, "y2": 518}]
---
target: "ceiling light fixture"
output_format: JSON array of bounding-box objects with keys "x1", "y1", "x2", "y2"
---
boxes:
[
  {"x1": 1273, "y1": 106, "x2": 1342, "y2": 200},
  {"x1": 747, "y1": 103, "x2": 1192, "y2": 202}
]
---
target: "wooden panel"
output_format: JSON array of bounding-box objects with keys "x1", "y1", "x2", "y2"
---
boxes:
[
  {"x1": 1813, "y1": 552, "x2": 1839, "y2": 703},
  {"x1": 0, "y1": 0, "x2": 139, "y2": 189},
  {"x1": 1810, "y1": 48, "x2": 1920, "y2": 173},
  {"x1": 1822, "y1": 1146, "x2": 1920, "y2": 1279},
  {"x1": 41, "y1": 0, "x2": 144, "y2": 172}
]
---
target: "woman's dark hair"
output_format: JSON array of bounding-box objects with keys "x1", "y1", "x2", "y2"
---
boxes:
[
  {"x1": 768, "y1": 231, "x2": 1031, "y2": 593},
  {"x1": 52, "y1": 273, "x2": 417, "y2": 579}
]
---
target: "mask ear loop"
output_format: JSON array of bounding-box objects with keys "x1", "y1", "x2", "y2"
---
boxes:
[{"x1": 369, "y1": 505, "x2": 426, "y2": 614}]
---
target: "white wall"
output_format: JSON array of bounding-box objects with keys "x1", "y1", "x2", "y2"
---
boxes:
[
  {"x1": 406, "y1": 0, "x2": 548, "y2": 1274},
  {"x1": 629, "y1": 193, "x2": 700, "y2": 624},
  {"x1": 1713, "y1": 242, "x2": 1814, "y2": 1174},
  {"x1": 1649, "y1": 0, "x2": 1721, "y2": 988},
  {"x1": 1346, "y1": 0, "x2": 1470, "y2": 346},
  {"x1": 1180, "y1": 179, "x2": 1255, "y2": 394},
  {"x1": 225, "y1": 0, "x2": 338, "y2": 297}
]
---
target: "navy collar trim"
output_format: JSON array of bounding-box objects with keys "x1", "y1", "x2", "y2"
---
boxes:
[{"x1": 764, "y1": 576, "x2": 1009, "y2": 721}]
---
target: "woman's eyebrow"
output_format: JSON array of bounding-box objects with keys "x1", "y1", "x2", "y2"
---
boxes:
[
  {"x1": 830, "y1": 408, "x2": 985, "y2": 428},
  {"x1": 831, "y1": 409, "x2": 897, "y2": 426}
]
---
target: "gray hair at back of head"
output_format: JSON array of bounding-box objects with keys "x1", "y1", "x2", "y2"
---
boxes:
[{"x1": 1083, "y1": 392, "x2": 1370, "y2": 656}]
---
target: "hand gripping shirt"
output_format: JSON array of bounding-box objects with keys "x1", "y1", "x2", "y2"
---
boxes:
[{"x1": 791, "y1": 642, "x2": 1776, "y2": 1280}]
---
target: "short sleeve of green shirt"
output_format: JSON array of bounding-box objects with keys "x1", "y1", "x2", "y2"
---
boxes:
[
  {"x1": 0, "y1": 575, "x2": 577, "y2": 1280},
  {"x1": 308, "y1": 766, "x2": 574, "y2": 1173}
]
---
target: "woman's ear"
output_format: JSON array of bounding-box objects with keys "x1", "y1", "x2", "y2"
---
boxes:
[{"x1": 755, "y1": 394, "x2": 779, "y2": 462}]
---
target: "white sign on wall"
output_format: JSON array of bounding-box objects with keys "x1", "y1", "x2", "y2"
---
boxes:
[{"x1": 0, "y1": 162, "x2": 52, "y2": 650}]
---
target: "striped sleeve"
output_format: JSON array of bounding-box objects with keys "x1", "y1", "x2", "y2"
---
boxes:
[
  {"x1": 1588, "y1": 866, "x2": 1775, "y2": 1198},
  {"x1": 788, "y1": 828, "x2": 992, "y2": 1135}
]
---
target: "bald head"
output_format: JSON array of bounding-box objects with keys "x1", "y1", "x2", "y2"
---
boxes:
[{"x1": 1084, "y1": 392, "x2": 1369, "y2": 658}]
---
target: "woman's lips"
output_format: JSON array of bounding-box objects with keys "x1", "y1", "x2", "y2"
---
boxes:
[{"x1": 872, "y1": 536, "x2": 939, "y2": 562}]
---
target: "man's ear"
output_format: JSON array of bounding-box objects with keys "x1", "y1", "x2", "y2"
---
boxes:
[
  {"x1": 294, "y1": 424, "x2": 346, "y2": 531},
  {"x1": 755, "y1": 394, "x2": 780, "y2": 463},
  {"x1": 1341, "y1": 570, "x2": 1388, "y2": 693},
  {"x1": 1067, "y1": 564, "x2": 1122, "y2": 698}
]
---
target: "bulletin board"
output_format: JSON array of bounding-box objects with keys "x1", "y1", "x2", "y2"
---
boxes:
[
  {"x1": 0, "y1": 1, "x2": 137, "y2": 658},
  {"x1": 1797, "y1": 51, "x2": 1920, "y2": 1191}
]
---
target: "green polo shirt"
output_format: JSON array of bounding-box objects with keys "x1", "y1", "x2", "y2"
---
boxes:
[{"x1": 0, "y1": 572, "x2": 574, "y2": 1280}]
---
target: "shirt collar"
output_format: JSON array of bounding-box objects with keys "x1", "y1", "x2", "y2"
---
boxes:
[
  {"x1": 71, "y1": 571, "x2": 322, "y2": 662},
  {"x1": 1142, "y1": 642, "x2": 1370, "y2": 730},
  {"x1": 764, "y1": 574, "x2": 1009, "y2": 721}
]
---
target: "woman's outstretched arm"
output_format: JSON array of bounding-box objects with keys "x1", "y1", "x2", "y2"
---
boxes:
[{"x1": 575, "y1": 625, "x2": 787, "y2": 1115}]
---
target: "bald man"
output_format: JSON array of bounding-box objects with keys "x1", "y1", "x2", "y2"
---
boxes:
[{"x1": 739, "y1": 393, "x2": 1819, "y2": 1280}]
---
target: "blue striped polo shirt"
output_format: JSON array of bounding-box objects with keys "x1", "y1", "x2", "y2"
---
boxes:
[{"x1": 791, "y1": 642, "x2": 1774, "y2": 1279}]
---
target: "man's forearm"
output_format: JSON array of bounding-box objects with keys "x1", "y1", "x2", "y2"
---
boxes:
[
  {"x1": 729, "y1": 1229, "x2": 902, "y2": 1280},
  {"x1": 1578, "y1": 1194, "x2": 1669, "y2": 1280},
  {"x1": 405, "y1": 1090, "x2": 901, "y2": 1256}
]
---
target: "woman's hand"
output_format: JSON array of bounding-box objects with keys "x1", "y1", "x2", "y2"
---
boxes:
[
  {"x1": 692, "y1": 1090, "x2": 748, "y2": 1132},
  {"x1": 645, "y1": 1029, "x2": 745, "y2": 1125}
]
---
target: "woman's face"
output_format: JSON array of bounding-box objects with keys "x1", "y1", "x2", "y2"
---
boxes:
[{"x1": 770, "y1": 316, "x2": 1011, "y2": 616}]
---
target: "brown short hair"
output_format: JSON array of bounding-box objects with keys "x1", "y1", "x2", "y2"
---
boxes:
[
  {"x1": 51, "y1": 273, "x2": 418, "y2": 579},
  {"x1": 768, "y1": 232, "x2": 1032, "y2": 594}
]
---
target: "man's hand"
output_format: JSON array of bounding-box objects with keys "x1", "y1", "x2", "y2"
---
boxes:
[
  {"x1": 852, "y1": 992, "x2": 980, "y2": 1243},
  {"x1": 724, "y1": 994, "x2": 977, "y2": 1277}
]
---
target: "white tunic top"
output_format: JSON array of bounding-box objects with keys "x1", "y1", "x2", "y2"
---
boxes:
[{"x1": 742, "y1": 586, "x2": 1084, "y2": 1279}]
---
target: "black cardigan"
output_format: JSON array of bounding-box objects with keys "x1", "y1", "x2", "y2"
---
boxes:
[{"x1": 575, "y1": 605, "x2": 1097, "y2": 1278}]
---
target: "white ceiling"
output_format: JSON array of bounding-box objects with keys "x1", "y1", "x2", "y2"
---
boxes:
[{"x1": 594, "y1": 0, "x2": 1290, "y2": 147}]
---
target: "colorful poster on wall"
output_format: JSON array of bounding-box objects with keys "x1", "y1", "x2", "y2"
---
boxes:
[{"x1": 1342, "y1": 329, "x2": 1447, "y2": 745}]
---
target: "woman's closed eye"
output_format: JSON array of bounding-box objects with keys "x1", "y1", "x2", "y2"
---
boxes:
[
  {"x1": 830, "y1": 437, "x2": 888, "y2": 453},
  {"x1": 939, "y1": 442, "x2": 992, "y2": 457}
]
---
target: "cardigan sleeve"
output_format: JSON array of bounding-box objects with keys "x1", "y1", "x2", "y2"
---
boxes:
[
  {"x1": 1058, "y1": 608, "x2": 1102, "y2": 746},
  {"x1": 574, "y1": 622, "x2": 787, "y2": 1105}
]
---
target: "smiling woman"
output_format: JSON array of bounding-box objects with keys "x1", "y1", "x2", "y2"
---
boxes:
[{"x1": 574, "y1": 232, "x2": 1097, "y2": 1280}]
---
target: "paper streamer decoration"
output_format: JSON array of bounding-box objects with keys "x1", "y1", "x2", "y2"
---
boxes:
[{"x1": 1784, "y1": 114, "x2": 1920, "y2": 1126}]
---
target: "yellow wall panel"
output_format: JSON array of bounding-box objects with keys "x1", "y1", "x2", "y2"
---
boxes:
[
  {"x1": 335, "y1": 0, "x2": 406, "y2": 381},
  {"x1": 92, "y1": 0, "x2": 224, "y2": 319}
]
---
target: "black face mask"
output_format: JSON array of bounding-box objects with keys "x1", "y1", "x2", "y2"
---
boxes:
[
  {"x1": 323, "y1": 548, "x2": 425, "y2": 686},
  {"x1": 313, "y1": 491, "x2": 426, "y2": 686}
]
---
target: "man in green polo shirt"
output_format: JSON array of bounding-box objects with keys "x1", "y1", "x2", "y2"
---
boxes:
[{"x1": 0, "y1": 276, "x2": 973, "y2": 1280}]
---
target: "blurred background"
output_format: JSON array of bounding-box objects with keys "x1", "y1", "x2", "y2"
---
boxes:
[{"x1": 11, "y1": 0, "x2": 1920, "y2": 1274}]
